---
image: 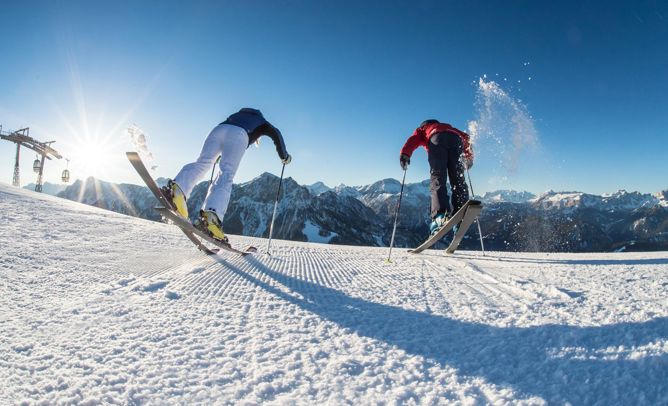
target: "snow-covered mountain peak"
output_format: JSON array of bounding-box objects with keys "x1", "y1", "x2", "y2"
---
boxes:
[
  {"x1": 356, "y1": 178, "x2": 402, "y2": 195},
  {"x1": 306, "y1": 181, "x2": 331, "y2": 196},
  {"x1": 601, "y1": 190, "x2": 659, "y2": 210},
  {"x1": 333, "y1": 183, "x2": 361, "y2": 198},
  {"x1": 235, "y1": 173, "x2": 306, "y2": 203},
  {"x1": 154, "y1": 176, "x2": 169, "y2": 187},
  {"x1": 603, "y1": 189, "x2": 629, "y2": 198},
  {"x1": 245, "y1": 171, "x2": 279, "y2": 184},
  {"x1": 655, "y1": 190, "x2": 668, "y2": 207},
  {"x1": 481, "y1": 189, "x2": 536, "y2": 203},
  {"x1": 531, "y1": 189, "x2": 661, "y2": 212},
  {"x1": 531, "y1": 190, "x2": 588, "y2": 209}
]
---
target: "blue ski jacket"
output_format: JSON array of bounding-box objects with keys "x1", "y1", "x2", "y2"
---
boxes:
[{"x1": 222, "y1": 108, "x2": 289, "y2": 160}]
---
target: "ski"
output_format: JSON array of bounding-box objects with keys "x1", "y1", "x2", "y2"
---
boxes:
[
  {"x1": 409, "y1": 199, "x2": 482, "y2": 254},
  {"x1": 126, "y1": 151, "x2": 253, "y2": 256},
  {"x1": 127, "y1": 152, "x2": 178, "y2": 213},
  {"x1": 155, "y1": 207, "x2": 256, "y2": 256},
  {"x1": 445, "y1": 202, "x2": 482, "y2": 254}
]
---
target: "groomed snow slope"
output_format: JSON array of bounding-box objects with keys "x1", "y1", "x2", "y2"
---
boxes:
[{"x1": 1, "y1": 184, "x2": 667, "y2": 405}]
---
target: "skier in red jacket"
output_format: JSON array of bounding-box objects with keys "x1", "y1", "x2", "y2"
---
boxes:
[{"x1": 400, "y1": 119, "x2": 474, "y2": 235}]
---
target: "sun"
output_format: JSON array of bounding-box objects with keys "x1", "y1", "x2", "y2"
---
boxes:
[{"x1": 70, "y1": 138, "x2": 114, "y2": 179}]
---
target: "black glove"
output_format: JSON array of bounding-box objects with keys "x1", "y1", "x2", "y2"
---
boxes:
[
  {"x1": 400, "y1": 154, "x2": 410, "y2": 170},
  {"x1": 465, "y1": 157, "x2": 473, "y2": 170},
  {"x1": 281, "y1": 154, "x2": 292, "y2": 165}
]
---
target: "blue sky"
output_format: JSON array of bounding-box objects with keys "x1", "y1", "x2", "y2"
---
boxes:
[{"x1": 1, "y1": 0, "x2": 666, "y2": 194}]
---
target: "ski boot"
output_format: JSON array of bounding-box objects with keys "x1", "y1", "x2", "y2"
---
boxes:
[
  {"x1": 429, "y1": 213, "x2": 448, "y2": 236},
  {"x1": 195, "y1": 209, "x2": 230, "y2": 245},
  {"x1": 161, "y1": 179, "x2": 188, "y2": 218}
]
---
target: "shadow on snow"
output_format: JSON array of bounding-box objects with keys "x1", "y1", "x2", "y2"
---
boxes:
[{"x1": 217, "y1": 255, "x2": 668, "y2": 404}]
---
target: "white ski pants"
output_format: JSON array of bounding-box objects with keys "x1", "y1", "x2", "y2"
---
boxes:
[{"x1": 174, "y1": 124, "x2": 248, "y2": 218}]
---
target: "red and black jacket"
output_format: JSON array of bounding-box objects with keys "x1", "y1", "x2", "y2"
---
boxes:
[{"x1": 400, "y1": 122, "x2": 473, "y2": 163}]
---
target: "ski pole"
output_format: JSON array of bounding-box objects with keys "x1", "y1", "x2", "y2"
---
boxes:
[
  {"x1": 387, "y1": 167, "x2": 407, "y2": 262},
  {"x1": 266, "y1": 163, "x2": 286, "y2": 255},
  {"x1": 466, "y1": 167, "x2": 486, "y2": 256},
  {"x1": 208, "y1": 156, "x2": 221, "y2": 192}
]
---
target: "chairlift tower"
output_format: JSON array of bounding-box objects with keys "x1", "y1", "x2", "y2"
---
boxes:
[{"x1": 0, "y1": 125, "x2": 62, "y2": 192}]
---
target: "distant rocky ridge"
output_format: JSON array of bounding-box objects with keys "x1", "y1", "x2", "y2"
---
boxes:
[
  {"x1": 29, "y1": 177, "x2": 668, "y2": 252},
  {"x1": 23, "y1": 183, "x2": 68, "y2": 196}
]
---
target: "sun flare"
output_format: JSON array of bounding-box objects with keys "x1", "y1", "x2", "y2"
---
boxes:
[{"x1": 70, "y1": 139, "x2": 114, "y2": 179}]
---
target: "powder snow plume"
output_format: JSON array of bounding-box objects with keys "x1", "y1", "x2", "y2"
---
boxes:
[
  {"x1": 126, "y1": 124, "x2": 157, "y2": 170},
  {"x1": 468, "y1": 77, "x2": 538, "y2": 174}
]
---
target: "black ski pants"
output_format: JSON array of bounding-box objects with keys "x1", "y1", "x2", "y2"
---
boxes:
[{"x1": 427, "y1": 132, "x2": 469, "y2": 218}]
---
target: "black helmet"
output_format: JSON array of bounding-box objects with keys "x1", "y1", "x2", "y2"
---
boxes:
[{"x1": 420, "y1": 119, "x2": 439, "y2": 128}]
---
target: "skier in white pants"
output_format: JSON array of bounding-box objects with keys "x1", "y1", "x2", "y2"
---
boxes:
[{"x1": 162, "y1": 108, "x2": 291, "y2": 242}]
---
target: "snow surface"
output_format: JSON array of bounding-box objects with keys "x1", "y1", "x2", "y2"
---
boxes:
[
  {"x1": 302, "y1": 220, "x2": 338, "y2": 244},
  {"x1": 1, "y1": 183, "x2": 668, "y2": 404}
]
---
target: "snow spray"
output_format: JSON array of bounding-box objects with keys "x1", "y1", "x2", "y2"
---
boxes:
[
  {"x1": 467, "y1": 77, "x2": 545, "y2": 251},
  {"x1": 468, "y1": 77, "x2": 538, "y2": 175},
  {"x1": 126, "y1": 125, "x2": 156, "y2": 170}
]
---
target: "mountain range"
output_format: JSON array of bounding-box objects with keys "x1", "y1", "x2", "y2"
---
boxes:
[{"x1": 26, "y1": 176, "x2": 668, "y2": 252}]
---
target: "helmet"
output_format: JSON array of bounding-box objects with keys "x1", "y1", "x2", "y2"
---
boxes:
[
  {"x1": 420, "y1": 119, "x2": 439, "y2": 128},
  {"x1": 239, "y1": 107, "x2": 263, "y2": 117}
]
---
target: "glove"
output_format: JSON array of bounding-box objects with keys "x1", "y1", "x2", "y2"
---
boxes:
[
  {"x1": 465, "y1": 158, "x2": 473, "y2": 170},
  {"x1": 281, "y1": 154, "x2": 292, "y2": 165},
  {"x1": 399, "y1": 154, "x2": 410, "y2": 170}
]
